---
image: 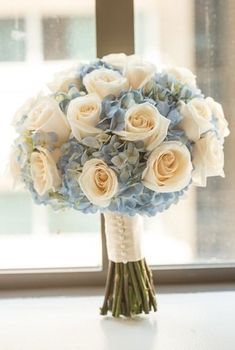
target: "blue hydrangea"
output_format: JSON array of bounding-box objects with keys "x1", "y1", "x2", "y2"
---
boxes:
[
  {"x1": 149, "y1": 72, "x2": 203, "y2": 102},
  {"x1": 40, "y1": 135, "x2": 188, "y2": 216}
]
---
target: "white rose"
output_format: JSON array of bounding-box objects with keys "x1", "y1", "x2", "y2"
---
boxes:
[
  {"x1": 67, "y1": 94, "x2": 102, "y2": 141},
  {"x1": 115, "y1": 103, "x2": 170, "y2": 151},
  {"x1": 30, "y1": 147, "x2": 61, "y2": 196},
  {"x1": 102, "y1": 53, "x2": 140, "y2": 70},
  {"x1": 165, "y1": 66, "x2": 196, "y2": 87},
  {"x1": 102, "y1": 53, "x2": 127, "y2": 70},
  {"x1": 47, "y1": 66, "x2": 81, "y2": 93},
  {"x1": 206, "y1": 97, "x2": 230, "y2": 140},
  {"x1": 125, "y1": 57, "x2": 156, "y2": 89},
  {"x1": 83, "y1": 68, "x2": 128, "y2": 99},
  {"x1": 179, "y1": 98, "x2": 212, "y2": 142},
  {"x1": 192, "y1": 132, "x2": 225, "y2": 187},
  {"x1": 24, "y1": 96, "x2": 70, "y2": 144},
  {"x1": 12, "y1": 97, "x2": 36, "y2": 127},
  {"x1": 142, "y1": 141, "x2": 193, "y2": 193},
  {"x1": 79, "y1": 159, "x2": 118, "y2": 207}
]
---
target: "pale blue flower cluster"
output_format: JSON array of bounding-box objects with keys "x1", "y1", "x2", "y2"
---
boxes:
[
  {"x1": 12, "y1": 57, "x2": 227, "y2": 216},
  {"x1": 53, "y1": 134, "x2": 186, "y2": 216}
]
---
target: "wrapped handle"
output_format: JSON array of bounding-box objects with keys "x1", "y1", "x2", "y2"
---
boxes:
[{"x1": 104, "y1": 212, "x2": 144, "y2": 263}]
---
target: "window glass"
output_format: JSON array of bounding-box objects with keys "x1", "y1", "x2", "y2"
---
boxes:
[
  {"x1": 1, "y1": 0, "x2": 234, "y2": 272},
  {"x1": 135, "y1": 0, "x2": 235, "y2": 265},
  {"x1": 0, "y1": 0, "x2": 101, "y2": 270},
  {"x1": 43, "y1": 16, "x2": 95, "y2": 60},
  {"x1": 0, "y1": 18, "x2": 25, "y2": 61}
]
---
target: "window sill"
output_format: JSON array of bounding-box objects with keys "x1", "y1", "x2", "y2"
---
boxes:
[
  {"x1": 1, "y1": 263, "x2": 235, "y2": 290},
  {"x1": 0, "y1": 284, "x2": 234, "y2": 350}
]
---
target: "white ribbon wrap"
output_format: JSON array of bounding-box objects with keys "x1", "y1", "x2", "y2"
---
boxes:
[{"x1": 104, "y1": 212, "x2": 144, "y2": 263}]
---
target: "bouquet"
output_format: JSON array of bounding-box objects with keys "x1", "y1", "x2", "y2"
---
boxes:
[{"x1": 10, "y1": 53, "x2": 229, "y2": 317}]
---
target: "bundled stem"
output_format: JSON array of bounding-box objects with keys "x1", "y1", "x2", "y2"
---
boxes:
[
  {"x1": 101, "y1": 212, "x2": 157, "y2": 317},
  {"x1": 100, "y1": 258, "x2": 157, "y2": 317}
]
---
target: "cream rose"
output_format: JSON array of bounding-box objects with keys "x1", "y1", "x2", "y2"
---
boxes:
[
  {"x1": 125, "y1": 58, "x2": 156, "y2": 89},
  {"x1": 192, "y1": 132, "x2": 225, "y2": 187},
  {"x1": 165, "y1": 66, "x2": 196, "y2": 87},
  {"x1": 67, "y1": 94, "x2": 102, "y2": 141},
  {"x1": 47, "y1": 66, "x2": 81, "y2": 93},
  {"x1": 30, "y1": 147, "x2": 61, "y2": 196},
  {"x1": 142, "y1": 141, "x2": 193, "y2": 193},
  {"x1": 115, "y1": 103, "x2": 170, "y2": 151},
  {"x1": 206, "y1": 97, "x2": 230, "y2": 140},
  {"x1": 24, "y1": 96, "x2": 70, "y2": 144},
  {"x1": 79, "y1": 159, "x2": 118, "y2": 207},
  {"x1": 12, "y1": 97, "x2": 36, "y2": 127},
  {"x1": 179, "y1": 98, "x2": 212, "y2": 142},
  {"x1": 83, "y1": 68, "x2": 128, "y2": 99},
  {"x1": 102, "y1": 53, "x2": 127, "y2": 70}
]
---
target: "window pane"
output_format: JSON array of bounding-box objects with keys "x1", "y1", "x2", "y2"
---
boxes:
[
  {"x1": 0, "y1": 192, "x2": 32, "y2": 235},
  {"x1": 0, "y1": 18, "x2": 25, "y2": 61},
  {"x1": 0, "y1": 0, "x2": 101, "y2": 270},
  {"x1": 135, "y1": 0, "x2": 235, "y2": 265},
  {"x1": 43, "y1": 16, "x2": 95, "y2": 60}
]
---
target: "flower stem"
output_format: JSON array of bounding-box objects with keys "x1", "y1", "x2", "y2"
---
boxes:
[
  {"x1": 100, "y1": 259, "x2": 157, "y2": 317},
  {"x1": 123, "y1": 263, "x2": 131, "y2": 316},
  {"x1": 112, "y1": 263, "x2": 120, "y2": 317},
  {"x1": 100, "y1": 260, "x2": 114, "y2": 315}
]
